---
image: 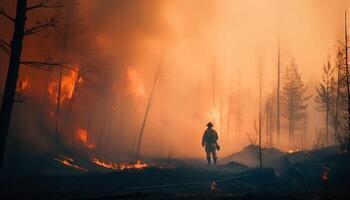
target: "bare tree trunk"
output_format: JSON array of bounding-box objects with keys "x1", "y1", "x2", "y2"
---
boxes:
[
  {"x1": 237, "y1": 71, "x2": 241, "y2": 143},
  {"x1": 269, "y1": 98, "x2": 274, "y2": 147},
  {"x1": 345, "y1": 11, "x2": 350, "y2": 148},
  {"x1": 219, "y1": 96, "x2": 223, "y2": 138},
  {"x1": 0, "y1": 0, "x2": 27, "y2": 171},
  {"x1": 258, "y1": 64, "x2": 262, "y2": 169},
  {"x1": 55, "y1": 68, "x2": 63, "y2": 146},
  {"x1": 106, "y1": 105, "x2": 113, "y2": 154},
  {"x1": 334, "y1": 47, "x2": 342, "y2": 146},
  {"x1": 54, "y1": 5, "x2": 70, "y2": 148},
  {"x1": 97, "y1": 99, "x2": 105, "y2": 154},
  {"x1": 227, "y1": 80, "x2": 233, "y2": 142},
  {"x1": 326, "y1": 68, "x2": 329, "y2": 146},
  {"x1": 135, "y1": 63, "x2": 161, "y2": 158},
  {"x1": 277, "y1": 41, "x2": 281, "y2": 144}
]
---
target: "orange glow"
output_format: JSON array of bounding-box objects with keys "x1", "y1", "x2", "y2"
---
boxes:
[
  {"x1": 48, "y1": 66, "x2": 81, "y2": 105},
  {"x1": 76, "y1": 128, "x2": 96, "y2": 149},
  {"x1": 287, "y1": 149, "x2": 300, "y2": 154},
  {"x1": 16, "y1": 75, "x2": 30, "y2": 92},
  {"x1": 127, "y1": 66, "x2": 146, "y2": 98},
  {"x1": 77, "y1": 128, "x2": 88, "y2": 143},
  {"x1": 91, "y1": 156, "x2": 149, "y2": 170},
  {"x1": 54, "y1": 155, "x2": 88, "y2": 172}
]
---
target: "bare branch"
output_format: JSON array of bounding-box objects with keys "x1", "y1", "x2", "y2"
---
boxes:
[
  {"x1": 24, "y1": 17, "x2": 58, "y2": 36},
  {"x1": 0, "y1": 8, "x2": 15, "y2": 22},
  {"x1": 0, "y1": 38, "x2": 10, "y2": 55},
  {"x1": 20, "y1": 61, "x2": 81, "y2": 73},
  {"x1": 26, "y1": 0, "x2": 63, "y2": 12}
]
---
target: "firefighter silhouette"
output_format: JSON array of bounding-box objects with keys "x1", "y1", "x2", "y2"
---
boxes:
[{"x1": 202, "y1": 122, "x2": 220, "y2": 165}]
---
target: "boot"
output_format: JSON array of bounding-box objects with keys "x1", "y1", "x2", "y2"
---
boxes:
[
  {"x1": 213, "y1": 158, "x2": 217, "y2": 165},
  {"x1": 207, "y1": 158, "x2": 211, "y2": 165}
]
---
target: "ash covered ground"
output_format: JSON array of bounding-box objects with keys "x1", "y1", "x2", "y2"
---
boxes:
[{"x1": 1, "y1": 145, "x2": 349, "y2": 200}]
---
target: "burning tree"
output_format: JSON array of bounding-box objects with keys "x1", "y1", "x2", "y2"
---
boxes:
[
  {"x1": 281, "y1": 58, "x2": 310, "y2": 149},
  {"x1": 0, "y1": 0, "x2": 61, "y2": 171}
]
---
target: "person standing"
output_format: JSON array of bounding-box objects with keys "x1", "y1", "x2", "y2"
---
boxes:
[{"x1": 202, "y1": 122, "x2": 219, "y2": 165}]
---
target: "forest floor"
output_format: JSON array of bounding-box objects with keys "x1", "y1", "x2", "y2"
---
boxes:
[{"x1": 0, "y1": 147, "x2": 350, "y2": 200}]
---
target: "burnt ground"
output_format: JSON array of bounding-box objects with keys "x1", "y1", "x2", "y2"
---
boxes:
[{"x1": 0, "y1": 148, "x2": 350, "y2": 200}]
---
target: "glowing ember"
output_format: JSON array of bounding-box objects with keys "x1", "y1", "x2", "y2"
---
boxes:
[
  {"x1": 54, "y1": 155, "x2": 88, "y2": 172},
  {"x1": 76, "y1": 128, "x2": 96, "y2": 149},
  {"x1": 91, "y1": 157, "x2": 117, "y2": 170},
  {"x1": 127, "y1": 66, "x2": 146, "y2": 98},
  {"x1": 16, "y1": 75, "x2": 30, "y2": 92},
  {"x1": 48, "y1": 66, "x2": 81, "y2": 104},
  {"x1": 322, "y1": 166, "x2": 330, "y2": 182},
  {"x1": 77, "y1": 128, "x2": 88, "y2": 143},
  {"x1": 287, "y1": 149, "x2": 300, "y2": 154},
  {"x1": 91, "y1": 156, "x2": 149, "y2": 170}
]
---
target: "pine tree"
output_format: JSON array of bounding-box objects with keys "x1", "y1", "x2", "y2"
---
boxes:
[
  {"x1": 333, "y1": 45, "x2": 349, "y2": 149},
  {"x1": 314, "y1": 59, "x2": 336, "y2": 145},
  {"x1": 281, "y1": 58, "x2": 310, "y2": 148}
]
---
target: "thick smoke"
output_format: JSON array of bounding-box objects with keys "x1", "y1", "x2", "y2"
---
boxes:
[{"x1": 0, "y1": 0, "x2": 349, "y2": 163}]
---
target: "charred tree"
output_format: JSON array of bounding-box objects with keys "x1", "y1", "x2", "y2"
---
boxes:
[
  {"x1": 0, "y1": 0, "x2": 27, "y2": 171},
  {"x1": 276, "y1": 41, "x2": 281, "y2": 144},
  {"x1": 315, "y1": 59, "x2": 336, "y2": 145},
  {"x1": 258, "y1": 62, "x2": 263, "y2": 169},
  {"x1": 344, "y1": 12, "x2": 350, "y2": 148},
  {"x1": 0, "y1": 0, "x2": 60, "y2": 170},
  {"x1": 265, "y1": 94, "x2": 274, "y2": 147},
  {"x1": 281, "y1": 58, "x2": 310, "y2": 149},
  {"x1": 135, "y1": 62, "x2": 161, "y2": 158}
]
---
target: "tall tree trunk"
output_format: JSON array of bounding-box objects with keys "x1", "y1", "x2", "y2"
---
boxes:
[
  {"x1": 277, "y1": 41, "x2": 281, "y2": 144},
  {"x1": 0, "y1": 0, "x2": 27, "y2": 171},
  {"x1": 135, "y1": 63, "x2": 160, "y2": 158},
  {"x1": 345, "y1": 11, "x2": 350, "y2": 148},
  {"x1": 226, "y1": 83, "x2": 232, "y2": 141},
  {"x1": 258, "y1": 64, "x2": 262, "y2": 169},
  {"x1": 334, "y1": 47, "x2": 341, "y2": 146},
  {"x1": 326, "y1": 70, "x2": 329, "y2": 146},
  {"x1": 55, "y1": 5, "x2": 70, "y2": 148}
]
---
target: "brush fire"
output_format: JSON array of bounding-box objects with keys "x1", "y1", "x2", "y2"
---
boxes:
[
  {"x1": 91, "y1": 156, "x2": 149, "y2": 170},
  {"x1": 54, "y1": 155, "x2": 88, "y2": 172},
  {"x1": 54, "y1": 154, "x2": 150, "y2": 172}
]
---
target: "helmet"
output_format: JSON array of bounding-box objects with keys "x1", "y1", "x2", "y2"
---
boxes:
[{"x1": 207, "y1": 122, "x2": 214, "y2": 128}]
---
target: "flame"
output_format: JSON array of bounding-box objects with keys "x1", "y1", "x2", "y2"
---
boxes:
[
  {"x1": 48, "y1": 66, "x2": 81, "y2": 105},
  {"x1": 54, "y1": 155, "x2": 88, "y2": 172},
  {"x1": 77, "y1": 128, "x2": 88, "y2": 143},
  {"x1": 127, "y1": 66, "x2": 146, "y2": 98},
  {"x1": 16, "y1": 75, "x2": 30, "y2": 92},
  {"x1": 287, "y1": 149, "x2": 300, "y2": 154},
  {"x1": 91, "y1": 156, "x2": 149, "y2": 170},
  {"x1": 76, "y1": 128, "x2": 96, "y2": 149}
]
